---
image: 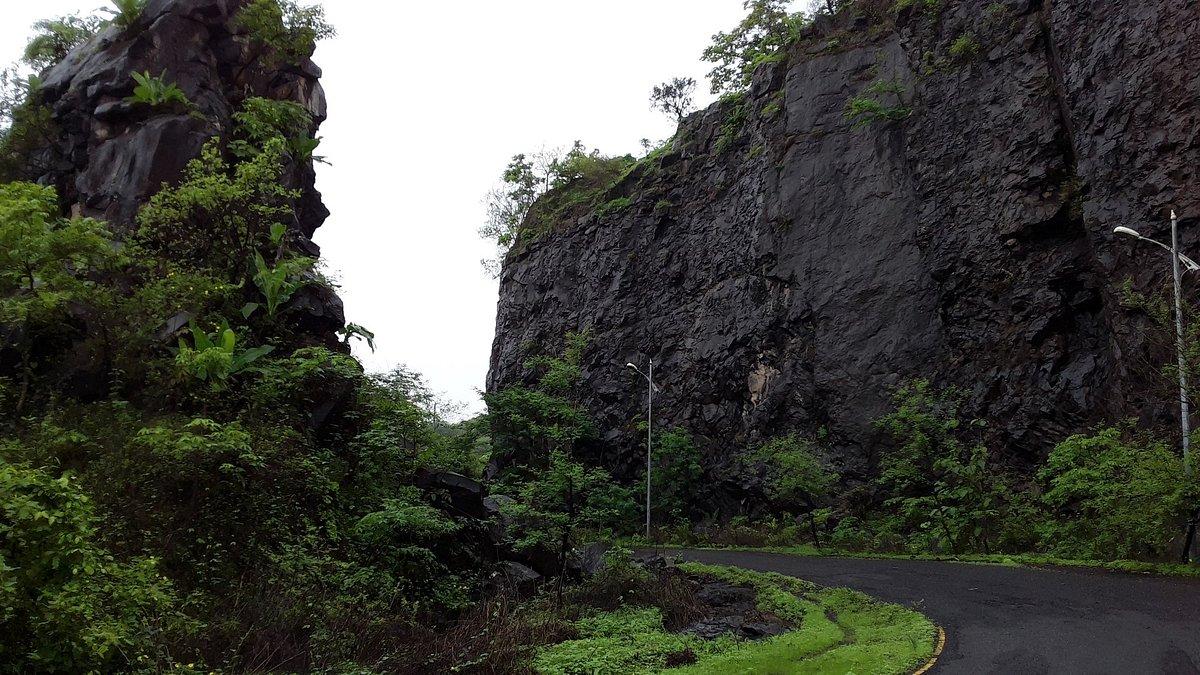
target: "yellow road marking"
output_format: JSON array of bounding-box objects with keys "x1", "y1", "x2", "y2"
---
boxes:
[{"x1": 912, "y1": 626, "x2": 946, "y2": 675}]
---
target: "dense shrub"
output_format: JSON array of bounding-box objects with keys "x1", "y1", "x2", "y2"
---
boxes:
[
  {"x1": 133, "y1": 138, "x2": 298, "y2": 281},
  {"x1": 235, "y1": 0, "x2": 335, "y2": 71},
  {"x1": 874, "y1": 380, "x2": 1010, "y2": 553},
  {"x1": 1039, "y1": 427, "x2": 1199, "y2": 561},
  {"x1": 649, "y1": 428, "x2": 704, "y2": 524},
  {"x1": 0, "y1": 461, "x2": 179, "y2": 672},
  {"x1": 702, "y1": 0, "x2": 807, "y2": 95}
]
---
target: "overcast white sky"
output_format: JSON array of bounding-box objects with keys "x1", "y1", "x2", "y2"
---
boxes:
[{"x1": 1, "y1": 1, "x2": 802, "y2": 416}]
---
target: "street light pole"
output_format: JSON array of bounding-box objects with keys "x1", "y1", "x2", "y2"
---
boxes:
[
  {"x1": 626, "y1": 360, "x2": 655, "y2": 539},
  {"x1": 1171, "y1": 211, "x2": 1192, "y2": 477},
  {"x1": 1115, "y1": 211, "x2": 1197, "y2": 562}
]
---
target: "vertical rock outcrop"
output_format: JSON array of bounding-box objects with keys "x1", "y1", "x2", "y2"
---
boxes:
[
  {"x1": 489, "y1": 0, "x2": 1200, "y2": 487},
  {"x1": 38, "y1": 0, "x2": 329, "y2": 243}
]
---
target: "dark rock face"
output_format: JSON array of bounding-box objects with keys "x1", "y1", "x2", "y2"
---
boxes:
[
  {"x1": 28, "y1": 0, "x2": 342, "y2": 341},
  {"x1": 489, "y1": 1, "x2": 1200, "y2": 488},
  {"x1": 39, "y1": 0, "x2": 327, "y2": 238}
]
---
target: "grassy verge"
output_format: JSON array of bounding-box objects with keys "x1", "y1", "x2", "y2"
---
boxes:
[
  {"x1": 533, "y1": 563, "x2": 937, "y2": 674},
  {"x1": 631, "y1": 540, "x2": 1200, "y2": 579}
]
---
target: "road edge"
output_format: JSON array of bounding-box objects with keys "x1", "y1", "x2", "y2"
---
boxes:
[{"x1": 912, "y1": 626, "x2": 946, "y2": 675}]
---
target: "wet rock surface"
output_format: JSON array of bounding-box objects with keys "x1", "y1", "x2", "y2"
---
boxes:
[
  {"x1": 683, "y1": 578, "x2": 788, "y2": 641},
  {"x1": 489, "y1": 1, "x2": 1200, "y2": 491},
  {"x1": 30, "y1": 0, "x2": 343, "y2": 345}
]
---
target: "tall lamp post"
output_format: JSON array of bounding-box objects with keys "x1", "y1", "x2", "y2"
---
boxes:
[
  {"x1": 1115, "y1": 211, "x2": 1199, "y2": 562},
  {"x1": 627, "y1": 360, "x2": 655, "y2": 539}
]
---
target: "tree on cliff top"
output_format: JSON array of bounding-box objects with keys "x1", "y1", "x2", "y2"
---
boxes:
[
  {"x1": 650, "y1": 77, "x2": 697, "y2": 123},
  {"x1": 702, "y1": 0, "x2": 807, "y2": 95}
]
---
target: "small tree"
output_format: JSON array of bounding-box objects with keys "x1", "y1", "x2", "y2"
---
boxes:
[
  {"x1": 503, "y1": 450, "x2": 623, "y2": 597},
  {"x1": 702, "y1": 0, "x2": 807, "y2": 95},
  {"x1": 874, "y1": 380, "x2": 1009, "y2": 553},
  {"x1": 23, "y1": 14, "x2": 104, "y2": 72},
  {"x1": 479, "y1": 150, "x2": 561, "y2": 276},
  {"x1": 0, "y1": 182, "x2": 113, "y2": 415},
  {"x1": 234, "y1": 0, "x2": 335, "y2": 76},
  {"x1": 649, "y1": 77, "x2": 697, "y2": 123},
  {"x1": 133, "y1": 138, "x2": 298, "y2": 282},
  {"x1": 755, "y1": 434, "x2": 835, "y2": 546},
  {"x1": 485, "y1": 332, "x2": 596, "y2": 472},
  {"x1": 648, "y1": 428, "x2": 703, "y2": 524}
]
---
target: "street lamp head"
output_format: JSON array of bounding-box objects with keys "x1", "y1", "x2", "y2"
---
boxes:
[
  {"x1": 626, "y1": 363, "x2": 637, "y2": 370},
  {"x1": 1114, "y1": 226, "x2": 1142, "y2": 239}
]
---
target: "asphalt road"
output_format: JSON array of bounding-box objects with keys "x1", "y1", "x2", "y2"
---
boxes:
[{"x1": 658, "y1": 548, "x2": 1200, "y2": 674}]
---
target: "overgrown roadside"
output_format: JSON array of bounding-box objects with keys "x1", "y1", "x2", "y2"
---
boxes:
[{"x1": 532, "y1": 560, "x2": 937, "y2": 674}]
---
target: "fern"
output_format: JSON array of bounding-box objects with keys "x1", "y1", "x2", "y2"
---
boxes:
[
  {"x1": 127, "y1": 71, "x2": 193, "y2": 110},
  {"x1": 106, "y1": 0, "x2": 148, "y2": 29}
]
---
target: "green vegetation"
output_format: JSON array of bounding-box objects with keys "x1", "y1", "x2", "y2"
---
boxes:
[
  {"x1": 0, "y1": 182, "x2": 112, "y2": 415},
  {"x1": 715, "y1": 92, "x2": 750, "y2": 153},
  {"x1": 106, "y1": 0, "x2": 148, "y2": 30},
  {"x1": 235, "y1": 0, "x2": 336, "y2": 70},
  {"x1": 844, "y1": 79, "x2": 912, "y2": 129},
  {"x1": 0, "y1": 462, "x2": 180, "y2": 672},
  {"x1": 480, "y1": 143, "x2": 635, "y2": 271},
  {"x1": 230, "y1": 97, "x2": 319, "y2": 162},
  {"x1": 754, "y1": 434, "x2": 835, "y2": 546},
  {"x1": 650, "y1": 77, "x2": 697, "y2": 123},
  {"x1": 23, "y1": 14, "x2": 104, "y2": 72},
  {"x1": 873, "y1": 381, "x2": 1011, "y2": 553},
  {"x1": 649, "y1": 428, "x2": 704, "y2": 524},
  {"x1": 534, "y1": 563, "x2": 936, "y2": 674},
  {"x1": 949, "y1": 33, "x2": 982, "y2": 62},
  {"x1": 127, "y1": 71, "x2": 193, "y2": 110},
  {"x1": 1039, "y1": 426, "x2": 1198, "y2": 560},
  {"x1": 893, "y1": 0, "x2": 942, "y2": 14},
  {"x1": 702, "y1": 1, "x2": 808, "y2": 95},
  {"x1": 648, "y1": 379, "x2": 1200, "y2": 569},
  {"x1": 0, "y1": 72, "x2": 55, "y2": 182},
  {"x1": 134, "y1": 138, "x2": 299, "y2": 280}
]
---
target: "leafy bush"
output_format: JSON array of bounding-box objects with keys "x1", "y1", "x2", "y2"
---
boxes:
[
  {"x1": 235, "y1": 0, "x2": 335, "y2": 71},
  {"x1": 0, "y1": 462, "x2": 179, "y2": 672},
  {"x1": 874, "y1": 380, "x2": 1010, "y2": 553},
  {"x1": 487, "y1": 333, "x2": 596, "y2": 470},
  {"x1": 504, "y1": 451, "x2": 627, "y2": 588},
  {"x1": 23, "y1": 14, "x2": 104, "y2": 72},
  {"x1": 702, "y1": 0, "x2": 807, "y2": 95},
  {"x1": 134, "y1": 138, "x2": 298, "y2": 281},
  {"x1": 754, "y1": 434, "x2": 835, "y2": 545},
  {"x1": 174, "y1": 320, "x2": 274, "y2": 389},
  {"x1": 844, "y1": 80, "x2": 912, "y2": 129},
  {"x1": 0, "y1": 182, "x2": 113, "y2": 415},
  {"x1": 127, "y1": 71, "x2": 193, "y2": 110},
  {"x1": 649, "y1": 428, "x2": 704, "y2": 524},
  {"x1": 0, "y1": 73, "x2": 57, "y2": 181},
  {"x1": 949, "y1": 33, "x2": 981, "y2": 61},
  {"x1": 252, "y1": 250, "x2": 313, "y2": 317},
  {"x1": 1039, "y1": 427, "x2": 1199, "y2": 561},
  {"x1": 105, "y1": 0, "x2": 148, "y2": 30},
  {"x1": 230, "y1": 97, "x2": 320, "y2": 163}
]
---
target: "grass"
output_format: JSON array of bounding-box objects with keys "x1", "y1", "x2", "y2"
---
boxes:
[
  {"x1": 633, "y1": 541, "x2": 1200, "y2": 579},
  {"x1": 533, "y1": 564, "x2": 936, "y2": 674}
]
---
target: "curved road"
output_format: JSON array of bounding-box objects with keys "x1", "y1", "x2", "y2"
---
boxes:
[{"x1": 661, "y1": 549, "x2": 1200, "y2": 674}]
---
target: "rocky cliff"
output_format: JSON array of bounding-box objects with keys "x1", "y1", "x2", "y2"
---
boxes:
[
  {"x1": 33, "y1": 0, "x2": 341, "y2": 335},
  {"x1": 489, "y1": 0, "x2": 1200, "y2": 489}
]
